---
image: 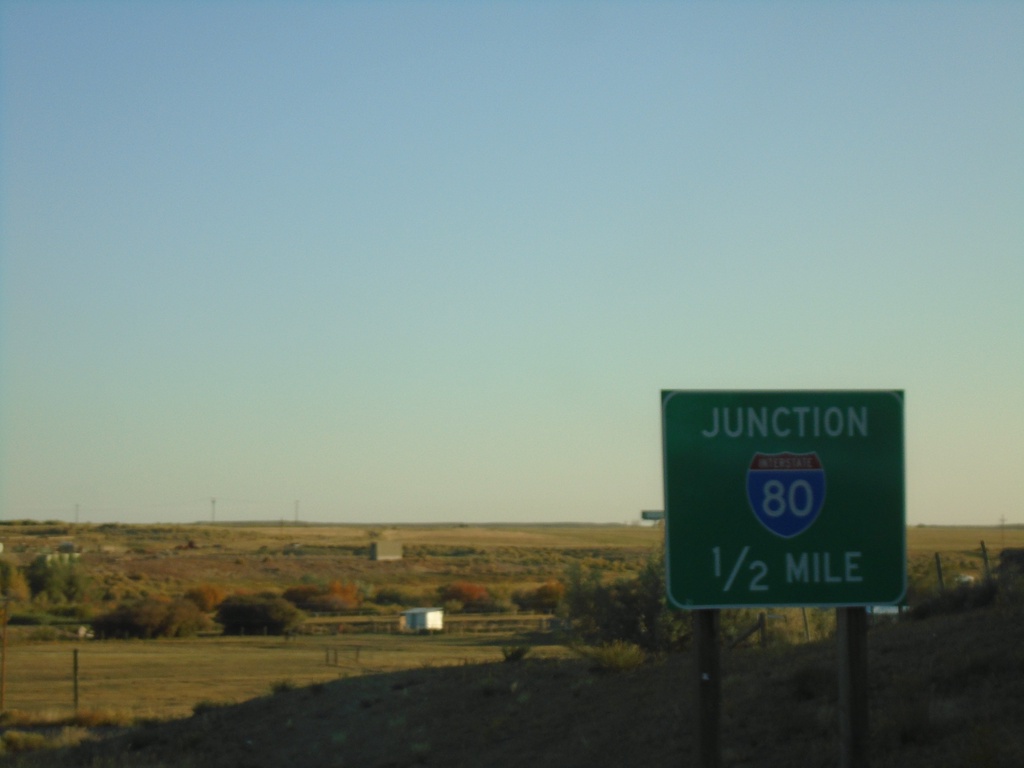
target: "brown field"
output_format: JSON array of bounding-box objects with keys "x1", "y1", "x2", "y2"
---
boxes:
[
  {"x1": 0, "y1": 522, "x2": 1020, "y2": 722},
  {"x1": 907, "y1": 524, "x2": 1024, "y2": 557},
  {"x1": 0, "y1": 522, "x2": 660, "y2": 721},
  {"x1": 0, "y1": 521, "x2": 662, "y2": 599},
  {"x1": 4, "y1": 581, "x2": 1023, "y2": 767},
  {"x1": 0, "y1": 632, "x2": 569, "y2": 719}
]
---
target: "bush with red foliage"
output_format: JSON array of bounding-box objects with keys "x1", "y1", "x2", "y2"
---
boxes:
[
  {"x1": 326, "y1": 581, "x2": 361, "y2": 608},
  {"x1": 184, "y1": 584, "x2": 228, "y2": 612},
  {"x1": 282, "y1": 581, "x2": 362, "y2": 612},
  {"x1": 439, "y1": 581, "x2": 492, "y2": 611}
]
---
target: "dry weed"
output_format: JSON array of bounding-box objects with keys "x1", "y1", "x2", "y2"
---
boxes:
[{"x1": 575, "y1": 641, "x2": 646, "y2": 672}]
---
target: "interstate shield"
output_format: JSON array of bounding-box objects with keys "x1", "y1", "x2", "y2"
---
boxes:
[{"x1": 746, "y1": 452, "x2": 826, "y2": 538}]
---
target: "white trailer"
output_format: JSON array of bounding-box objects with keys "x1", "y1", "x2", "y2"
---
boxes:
[{"x1": 400, "y1": 607, "x2": 444, "y2": 633}]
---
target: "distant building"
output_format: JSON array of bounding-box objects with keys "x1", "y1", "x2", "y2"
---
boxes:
[
  {"x1": 400, "y1": 607, "x2": 443, "y2": 633},
  {"x1": 370, "y1": 541, "x2": 403, "y2": 561}
]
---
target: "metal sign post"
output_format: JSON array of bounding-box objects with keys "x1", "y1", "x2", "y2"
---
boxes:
[
  {"x1": 694, "y1": 609, "x2": 721, "y2": 768},
  {"x1": 838, "y1": 607, "x2": 869, "y2": 768}
]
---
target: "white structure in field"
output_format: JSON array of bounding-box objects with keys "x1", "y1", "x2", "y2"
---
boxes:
[
  {"x1": 370, "y1": 541, "x2": 403, "y2": 561},
  {"x1": 400, "y1": 607, "x2": 444, "y2": 632}
]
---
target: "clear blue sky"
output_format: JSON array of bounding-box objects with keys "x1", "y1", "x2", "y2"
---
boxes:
[{"x1": 2, "y1": 2, "x2": 1021, "y2": 525}]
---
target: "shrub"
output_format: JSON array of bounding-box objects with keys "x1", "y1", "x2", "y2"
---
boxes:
[
  {"x1": 326, "y1": 580, "x2": 362, "y2": 608},
  {"x1": 501, "y1": 645, "x2": 530, "y2": 663},
  {"x1": 0, "y1": 723, "x2": 94, "y2": 753},
  {"x1": 25, "y1": 556, "x2": 86, "y2": 603},
  {"x1": 69, "y1": 709, "x2": 135, "y2": 728},
  {"x1": 282, "y1": 582, "x2": 361, "y2": 612},
  {"x1": 790, "y1": 662, "x2": 837, "y2": 702},
  {"x1": 27, "y1": 626, "x2": 62, "y2": 641},
  {"x1": 192, "y1": 700, "x2": 230, "y2": 717},
  {"x1": 282, "y1": 585, "x2": 322, "y2": 607},
  {"x1": 1, "y1": 730, "x2": 48, "y2": 753},
  {"x1": 439, "y1": 581, "x2": 491, "y2": 612},
  {"x1": 49, "y1": 726, "x2": 92, "y2": 750},
  {"x1": 162, "y1": 598, "x2": 209, "y2": 637},
  {"x1": 514, "y1": 580, "x2": 565, "y2": 613},
  {"x1": 92, "y1": 597, "x2": 207, "y2": 639},
  {"x1": 575, "y1": 640, "x2": 647, "y2": 672},
  {"x1": 910, "y1": 581, "x2": 998, "y2": 620},
  {"x1": 7, "y1": 612, "x2": 53, "y2": 626},
  {"x1": 442, "y1": 599, "x2": 465, "y2": 615},
  {"x1": 0, "y1": 559, "x2": 30, "y2": 602},
  {"x1": 48, "y1": 604, "x2": 94, "y2": 621},
  {"x1": 372, "y1": 586, "x2": 416, "y2": 606},
  {"x1": 560, "y1": 554, "x2": 688, "y2": 653},
  {"x1": 302, "y1": 593, "x2": 358, "y2": 612},
  {"x1": 183, "y1": 584, "x2": 228, "y2": 612},
  {"x1": 270, "y1": 679, "x2": 296, "y2": 694},
  {"x1": 489, "y1": 597, "x2": 518, "y2": 614},
  {"x1": 216, "y1": 595, "x2": 304, "y2": 635}
]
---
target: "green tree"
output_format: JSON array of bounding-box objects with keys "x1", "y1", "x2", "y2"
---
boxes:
[
  {"x1": 92, "y1": 597, "x2": 207, "y2": 639},
  {"x1": 216, "y1": 594, "x2": 304, "y2": 635},
  {"x1": 513, "y1": 580, "x2": 565, "y2": 613},
  {"x1": 0, "y1": 558, "x2": 30, "y2": 602},
  {"x1": 560, "y1": 554, "x2": 688, "y2": 652},
  {"x1": 26, "y1": 555, "x2": 86, "y2": 603}
]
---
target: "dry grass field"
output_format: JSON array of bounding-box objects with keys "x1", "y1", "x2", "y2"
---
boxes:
[
  {"x1": 3, "y1": 584, "x2": 1023, "y2": 768},
  {"x1": 907, "y1": 524, "x2": 1024, "y2": 557},
  {"x1": 0, "y1": 520, "x2": 1021, "y2": 764},
  {"x1": 3, "y1": 520, "x2": 1016, "y2": 599},
  {"x1": 0, "y1": 521, "x2": 662, "y2": 600},
  {"x1": 0, "y1": 632, "x2": 569, "y2": 720},
  {"x1": 0, "y1": 522, "x2": 660, "y2": 722}
]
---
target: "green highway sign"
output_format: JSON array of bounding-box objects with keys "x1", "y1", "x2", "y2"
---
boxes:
[{"x1": 662, "y1": 390, "x2": 905, "y2": 609}]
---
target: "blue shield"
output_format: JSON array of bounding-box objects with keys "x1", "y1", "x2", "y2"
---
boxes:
[{"x1": 746, "y1": 452, "x2": 826, "y2": 538}]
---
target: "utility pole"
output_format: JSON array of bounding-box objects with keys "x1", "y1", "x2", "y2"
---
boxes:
[
  {"x1": 211, "y1": 497, "x2": 216, "y2": 524},
  {"x1": 294, "y1": 500, "x2": 299, "y2": 524}
]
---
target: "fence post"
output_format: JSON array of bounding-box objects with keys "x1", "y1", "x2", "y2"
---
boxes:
[
  {"x1": 73, "y1": 649, "x2": 80, "y2": 711},
  {"x1": 934, "y1": 553, "x2": 945, "y2": 593},
  {"x1": 980, "y1": 541, "x2": 992, "y2": 584}
]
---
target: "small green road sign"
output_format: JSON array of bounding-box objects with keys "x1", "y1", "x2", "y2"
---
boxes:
[{"x1": 662, "y1": 390, "x2": 905, "y2": 609}]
